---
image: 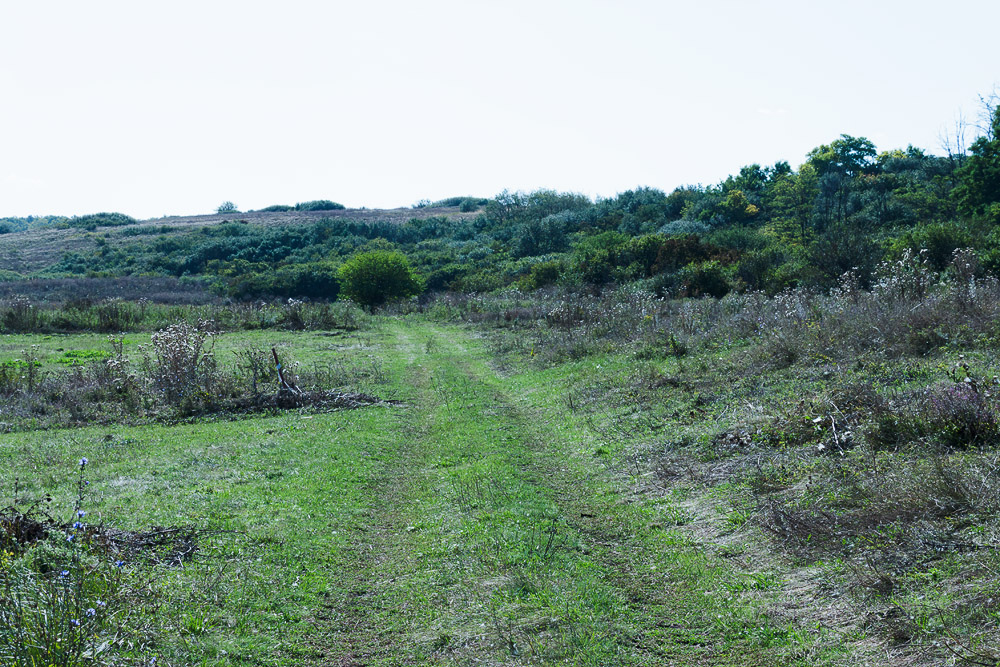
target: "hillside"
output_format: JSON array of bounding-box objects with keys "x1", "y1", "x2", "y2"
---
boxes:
[
  {"x1": 0, "y1": 110, "x2": 997, "y2": 306},
  {"x1": 0, "y1": 204, "x2": 478, "y2": 279}
]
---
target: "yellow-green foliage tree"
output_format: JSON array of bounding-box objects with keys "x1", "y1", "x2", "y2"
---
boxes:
[{"x1": 337, "y1": 250, "x2": 423, "y2": 307}]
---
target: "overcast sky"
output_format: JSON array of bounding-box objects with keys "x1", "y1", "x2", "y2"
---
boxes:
[{"x1": 1, "y1": 0, "x2": 998, "y2": 219}]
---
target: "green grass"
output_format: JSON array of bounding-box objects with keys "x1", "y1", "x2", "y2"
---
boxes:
[
  {"x1": 0, "y1": 328, "x2": 383, "y2": 369},
  {"x1": 14, "y1": 315, "x2": 991, "y2": 665}
]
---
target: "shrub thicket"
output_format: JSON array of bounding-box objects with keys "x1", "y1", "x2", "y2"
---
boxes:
[{"x1": 295, "y1": 200, "x2": 345, "y2": 211}]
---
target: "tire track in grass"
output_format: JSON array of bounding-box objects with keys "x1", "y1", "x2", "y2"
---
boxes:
[
  {"x1": 401, "y1": 322, "x2": 712, "y2": 665},
  {"x1": 312, "y1": 322, "x2": 513, "y2": 665},
  {"x1": 316, "y1": 321, "x2": 642, "y2": 665},
  {"x1": 426, "y1": 324, "x2": 716, "y2": 664},
  {"x1": 406, "y1": 321, "x2": 842, "y2": 666},
  {"x1": 309, "y1": 326, "x2": 434, "y2": 666},
  {"x1": 316, "y1": 320, "x2": 840, "y2": 666}
]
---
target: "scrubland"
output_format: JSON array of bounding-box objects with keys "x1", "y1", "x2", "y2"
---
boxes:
[{"x1": 1, "y1": 244, "x2": 999, "y2": 666}]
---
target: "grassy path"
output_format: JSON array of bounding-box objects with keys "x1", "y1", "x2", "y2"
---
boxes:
[
  {"x1": 313, "y1": 320, "x2": 841, "y2": 666},
  {"x1": 0, "y1": 320, "x2": 843, "y2": 665}
]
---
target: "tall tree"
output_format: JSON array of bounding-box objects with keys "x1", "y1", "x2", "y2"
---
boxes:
[
  {"x1": 806, "y1": 135, "x2": 877, "y2": 226},
  {"x1": 766, "y1": 164, "x2": 819, "y2": 244},
  {"x1": 806, "y1": 135, "x2": 877, "y2": 179},
  {"x1": 955, "y1": 105, "x2": 1000, "y2": 219}
]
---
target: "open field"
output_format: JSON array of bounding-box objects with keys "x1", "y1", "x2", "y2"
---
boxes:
[
  {"x1": 4, "y1": 306, "x2": 999, "y2": 666},
  {"x1": 0, "y1": 319, "x2": 838, "y2": 665}
]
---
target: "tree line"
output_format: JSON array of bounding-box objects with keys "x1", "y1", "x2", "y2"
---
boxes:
[{"x1": 9, "y1": 103, "x2": 1000, "y2": 306}]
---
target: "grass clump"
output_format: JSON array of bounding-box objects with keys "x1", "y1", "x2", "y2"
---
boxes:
[{"x1": 141, "y1": 321, "x2": 219, "y2": 407}]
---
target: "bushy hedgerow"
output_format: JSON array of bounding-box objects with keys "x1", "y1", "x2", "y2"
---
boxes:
[
  {"x1": 220, "y1": 262, "x2": 340, "y2": 300},
  {"x1": 566, "y1": 233, "x2": 739, "y2": 286},
  {"x1": 425, "y1": 263, "x2": 469, "y2": 292},
  {"x1": 295, "y1": 200, "x2": 345, "y2": 211},
  {"x1": 424, "y1": 196, "x2": 488, "y2": 211},
  {"x1": 10, "y1": 116, "x2": 997, "y2": 301},
  {"x1": 69, "y1": 212, "x2": 137, "y2": 230}
]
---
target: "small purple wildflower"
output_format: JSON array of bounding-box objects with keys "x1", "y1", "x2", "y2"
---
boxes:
[
  {"x1": 114, "y1": 560, "x2": 124, "y2": 568},
  {"x1": 86, "y1": 608, "x2": 96, "y2": 618},
  {"x1": 70, "y1": 619, "x2": 80, "y2": 627},
  {"x1": 66, "y1": 534, "x2": 74, "y2": 542},
  {"x1": 73, "y1": 521, "x2": 83, "y2": 529},
  {"x1": 60, "y1": 570, "x2": 69, "y2": 577},
  {"x1": 96, "y1": 600, "x2": 106, "y2": 608},
  {"x1": 77, "y1": 510, "x2": 86, "y2": 518},
  {"x1": 79, "y1": 457, "x2": 88, "y2": 467}
]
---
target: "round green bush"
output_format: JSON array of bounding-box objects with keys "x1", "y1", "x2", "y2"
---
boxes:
[{"x1": 337, "y1": 250, "x2": 423, "y2": 307}]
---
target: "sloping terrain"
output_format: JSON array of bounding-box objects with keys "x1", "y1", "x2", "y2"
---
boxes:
[{"x1": 0, "y1": 204, "x2": 476, "y2": 276}]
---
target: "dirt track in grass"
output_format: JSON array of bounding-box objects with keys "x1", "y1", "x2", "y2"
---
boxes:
[{"x1": 311, "y1": 321, "x2": 845, "y2": 666}]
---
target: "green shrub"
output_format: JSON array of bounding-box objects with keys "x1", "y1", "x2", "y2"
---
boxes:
[
  {"x1": 734, "y1": 250, "x2": 784, "y2": 292},
  {"x1": 675, "y1": 261, "x2": 731, "y2": 298},
  {"x1": 425, "y1": 263, "x2": 468, "y2": 292},
  {"x1": 430, "y1": 196, "x2": 488, "y2": 211},
  {"x1": 94, "y1": 298, "x2": 140, "y2": 332},
  {"x1": 216, "y1": 201, "x2": 238, "y2": 214},
  {"x1": 519, "y1": 260, "x2": 564, "y2": 291},
  {"x1": 889, "y1": 222, "x2": 977, "y2": 271},
  {"x1": 706, "y1": 226, "x2": 769, "y2": 251},
  {"x1": 223, "y1": 263, "x2": 340, "y2": 300},
  {"x1": 337, "y1": 250, "x2": 423, "y2": 307},
  {"x1": 66, "y1": 212, "x2": 136, "y2": 231},
  {"x1": 295, "y1": 200, "x2": 345, "y2": 211},
  {"x1": 2, "y1": 297, "x2": 42, "y2": 332}
]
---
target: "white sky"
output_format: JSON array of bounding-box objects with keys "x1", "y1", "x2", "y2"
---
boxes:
[{"x1": 0, "y1": 0, "x2": 998, "y2": 219}]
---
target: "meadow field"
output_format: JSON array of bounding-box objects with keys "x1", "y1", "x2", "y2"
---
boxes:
[{"x1": 2, "y1": 271, "x2": 1000, "y2": 666}]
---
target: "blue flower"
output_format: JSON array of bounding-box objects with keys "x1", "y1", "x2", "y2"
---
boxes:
[
  {"x1": 86, "y1": 608, "x2": 96, "y2": 617},
  {"x1": 70, "y1": 619, "x2": 80, "y2": 627},
  {"x1": 60, "y1": 570, "x2": 69, "y2": 577},
  {"x1": 79, "y1": 457, "x2": 88, "y2": 467},
  {"x1": 114, "y1": 560, "x2": 124, "y2": 568},
  {"x1": 66, "y1": 534, "x2": 74, "y2": 542},
  {"x1": 73, "y1": 521, "x2": 83, "y2": 529},
  {"x1": 77, "y1": 510, "x2": 86, "y2": 518},
  {"x1": 96, "y1": 600, "x2": 106, "y2": 608}
]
